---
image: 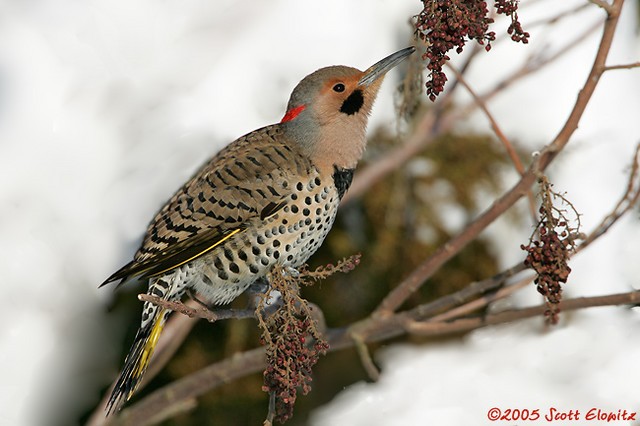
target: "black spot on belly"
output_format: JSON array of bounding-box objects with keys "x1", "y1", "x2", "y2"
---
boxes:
[
  {"x1": 340, "y1": 89, "x2": 364, "y2": 115},
  {"x1": 238, "y1": 250, "x2": 248, "y2": 261}
]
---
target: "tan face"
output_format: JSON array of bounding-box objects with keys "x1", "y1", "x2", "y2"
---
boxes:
[{"x1": 312, "y1": 72, "x2": 379, "y2": 126}]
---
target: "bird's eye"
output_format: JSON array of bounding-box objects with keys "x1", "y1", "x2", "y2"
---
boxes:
[{"x1": 333, "y1": 83, "x2": 345, "y2": 93}]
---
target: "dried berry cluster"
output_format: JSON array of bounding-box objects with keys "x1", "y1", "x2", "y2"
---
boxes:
[
  {"x1": 257, "y1": 255, "x2": 360, "y2": 424},
  {"x1": 521, "y1": 178, "x2": 579, "y2": 324},
  {"x1": 522, "y1": 216, "x2": 572, "y2": 324},
  {"x1": 495, "y1": 0, "x2": 530, "y2": 43},
  {"x1": 260, "y1": 309, "x2": 328, "y2": 424},
  {"x1": 415, "y1": 0, "x2": 529, "y2": 101}
]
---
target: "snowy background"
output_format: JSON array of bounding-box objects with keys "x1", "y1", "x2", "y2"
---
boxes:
[{"x1": 1, "y1": 1, "x2": 639, "y2": 425}]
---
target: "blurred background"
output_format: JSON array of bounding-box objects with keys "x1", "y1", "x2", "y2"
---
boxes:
[{"x1": 1, "y1": 1, "x2": 639, "y2": 425}]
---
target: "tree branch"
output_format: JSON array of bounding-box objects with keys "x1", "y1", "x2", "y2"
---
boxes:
[
  {"x1": 352, "y1": 333, "x2": 380, "y2": 381},
  {"x1": 426, "y1": 275, "x2": 533, "y2": 323},
  {"x1": 578, "y1": 142, "x2": 640, "y2": 249},
  {"x1": 372, "y1": 0, "x2": 624, "y2": 316},
  {"x1": 446, "y1": 62, "x2": 538, "y2": 223},
  {"x1": 456, "y1": 18, "x2": 603, "y2": 120},
  {"x1": 403, "y1": 290, "x2": 640, "y2": 336},
  {"x1": 112, "y1": 288, "x2": 640, "y2": 425},
  {"x1": 588, "y1": 0, "x2": 614, "y2": 14},
  {"x1": 110, "y1": 347, "x2": 267, "y2": 426},
  {"x1": 137, "y1": 294, "x2": 256, "y2": 322},
  {"x1": 603, "y1": 62, "x2": 640, "y2": 71}
]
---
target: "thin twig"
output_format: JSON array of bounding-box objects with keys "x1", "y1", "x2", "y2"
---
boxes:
[
  {"x1": 403, "y1": 263, "x2": 527, "y2": 321},
  {"x1": 352, "y1": 334, "x2": 380, "y2": 381},
  {"x1": 264, "y1": 392, "x2": 276, "y2": 426},
  {"x1": 579, "y1": 142, "x2": 640, "y2": 249},
  {"x1": 446, "y1": 62, "x2": 538, "y2": 223},
  {"x1": 427, "y1": 275, "x2": 533, "y2": 323},
  {"x1": 603, "y1": 62, "x2": 640, "y2": 71},
  {"x1": 519, "y1": 3, "x2": 591, "y2": 30},
  {"x1": 447, "y1": 64, "x2": 526, "y2": 175},
  {"x1": 411, "y1": 140, "x2": 639, "y2": 324},
  {"x1": 456, "y1": 19, "x2": 602, "y2": 120},
  {"x1": 137, "y1": 294, "x2": 256, "y2": 322},
  {"x1": 404, "y1": 290, "x2": 640, "y2": 336},
  {"x1": 588, "y1": 0, "x2": 614, "y2": 14}
]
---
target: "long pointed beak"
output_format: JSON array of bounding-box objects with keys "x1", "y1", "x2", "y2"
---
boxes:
[{"x1": 358, "y1": 46, "x2": 416, "y2": 87}]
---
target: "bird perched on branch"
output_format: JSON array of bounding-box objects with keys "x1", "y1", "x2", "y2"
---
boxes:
[{"x1": 101, "y1": 46, "x2": 415, "y2": 414}]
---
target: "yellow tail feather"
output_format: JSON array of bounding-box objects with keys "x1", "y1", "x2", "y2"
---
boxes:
[{"x1": 130, "y1": 308, "x2": 166, "y2": 394}]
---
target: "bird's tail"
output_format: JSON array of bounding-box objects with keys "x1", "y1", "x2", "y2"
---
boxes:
[{"x1": 106, "y1": 279, "x2": 173, "y2": 415}]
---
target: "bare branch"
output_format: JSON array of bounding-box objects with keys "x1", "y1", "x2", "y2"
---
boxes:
[
  {"x1": 112, "y1": 347, "x2": 267, "y2": 426},
  {"x1": 137, "y1": 294, "x2": 256, "y2": 322},
  {"x1": 264, "y1": 392, "x2": 276, "y2": 426},
  {"x1": 588, "y1": 0, "x2": 614, "y2": 14},
  {"x1": 579, "y1": 142, "x2": 640, "y2": 249},
  {"x1": 373, "y1": 0, "x2": 625, "y2": 316},
  {"x1": 447, "y1": 64, "x2": 526, "y2": 176},
  {"x1": 403, "y1": 263, "x2": 527, "y2": 321},
  {"x1": 404, "y1": 290, "x2": 640, "y2": 336},
  {"x1": 446, "y1": 62, "x2": 538, "y2": 223},
  {"x1": 352, "y1": 334, "x2": 380, "y2": 381},
  {"x1": 603, "y1": 62, "x2": 640, "y2": 71},
  {"x1": 457, "y1": 18, "x2": 602, "y2": 119},
  {"x1": 113, "y1": 289, "x2": 640, "y2": 425},
  {"x1": 521, "y1": 3, "x2": 591, "y2": 30},
  {"x1": 427, "y1": 275, "x2": 533, "y2": 323}
]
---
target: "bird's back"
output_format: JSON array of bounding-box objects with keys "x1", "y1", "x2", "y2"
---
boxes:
[{"x1": 103, "y1": 124, "x2": 318, "y2": 286}]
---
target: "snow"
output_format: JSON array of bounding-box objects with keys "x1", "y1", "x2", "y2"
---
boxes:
[
  {"x1": 312, "y1": 311, "x2": 640, "y2": 426},
  {"x1": 0, "y1": 1, "x2": 638, "y2": 425}
]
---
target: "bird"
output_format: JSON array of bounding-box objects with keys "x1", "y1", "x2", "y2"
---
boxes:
[{"x1": 101, "y1": 46, "x2": 415, "y2": 414}]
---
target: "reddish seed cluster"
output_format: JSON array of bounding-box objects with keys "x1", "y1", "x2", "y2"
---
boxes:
[
  {"x1": 415, "y1": 0, "x2": 528, "y2": 101},
  {"x1": 258, "y1": 258, "x2": 359, "y2": 423},
  {"x1": 522, "y1": 212, "x2": 573, "y2": 325},
  {"x1": 262, "y1": 314, "x2": 328, "y2": 424},
  {"x1": 495, "y1": 0, "x2": 530, "y2": 43}
]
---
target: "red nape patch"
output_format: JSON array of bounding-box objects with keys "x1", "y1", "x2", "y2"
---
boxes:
[{"x1": 280, "y1": 104, "x2": 306, "y2": 123}]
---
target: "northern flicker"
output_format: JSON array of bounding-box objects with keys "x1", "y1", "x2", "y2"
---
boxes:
[{"x1": 101, "y1": 46, "x2": 415, "y2": 413}]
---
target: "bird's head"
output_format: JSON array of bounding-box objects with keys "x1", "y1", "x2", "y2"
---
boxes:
[{"x1": 281, "y1": 47, "x2": 415, "y2": 172}]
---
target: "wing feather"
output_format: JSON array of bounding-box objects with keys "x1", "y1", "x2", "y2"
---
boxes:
[{"x1": 101, "y1": 125, "x2": 312, "y2": 286}]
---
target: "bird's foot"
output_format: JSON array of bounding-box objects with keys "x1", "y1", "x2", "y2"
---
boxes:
[
  {"x1": 282, "y1": 266, "x2": 300, "y2": 278},
  {"x1": 186, "y1": 288, "x2": 216, "y2": 310}
]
